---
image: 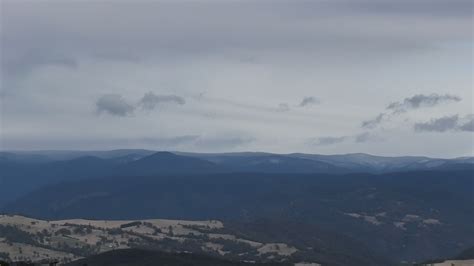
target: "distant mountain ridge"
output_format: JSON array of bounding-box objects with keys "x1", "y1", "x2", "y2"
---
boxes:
[
  {"x1": 175, "y1": 151, "x2": 473, "y2": 173},
  {"x1": 0, "y1": 151, "x2": 226, "y2": 207},
  {"x1": 1, "y1": 150, "x2": 473, "y2": 264},
  {"x1": 118, "y1": 151, "x2": 225, "y2": 175},
  {"x1": 2, "y1": 150, "x2": 472, "y2": 172},
  {"x1": 1, "y1": 150, "x2": 472, "y2": 208}
]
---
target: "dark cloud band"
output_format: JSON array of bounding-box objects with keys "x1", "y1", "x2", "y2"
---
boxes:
[
  {"x1": 299, "y1": 97, "x2": 320, "y2": 107},
  {"x1": 139, "y1": 92, "x2": 186, "y2": 111},
  {"x1": 414, "y1": 115, "x2": 474, "y2": 132},
  {"x1": 96, "y1": 94, "x2": 135, "y2": 117},
  {"x1": 96, "y1": 92, "x2": 186, "y2": 117},
  {"x1": 387, "y1": 94, "x2": 461, "y2": 113},
  {"x1": 362, "y1": 93, "x2": 462, "y2": 128}
]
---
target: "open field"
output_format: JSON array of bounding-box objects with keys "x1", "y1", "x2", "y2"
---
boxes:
[{"x1": 0, "y1": 215, "x2": 300, "y2": 264}]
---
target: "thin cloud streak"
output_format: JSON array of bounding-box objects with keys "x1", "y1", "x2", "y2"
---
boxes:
[
  {"x1": 387, "y1": 94, "x2": 461, "y2": 114},
  {"x1": 311, "y1": 132, "x2": 383, "y2": 146},
  {"x1": 312, "y1": 136, "x2": 348, "y2": 146},
  {"x1": 362, "y1": 93, "x2": 462, "y2": 129},
  {"x1": 96, "y1": 92, "x2": 186, "y2": 117},
  {"x1": 139, "y1": 92, "x2": 185, "y2": 111}
]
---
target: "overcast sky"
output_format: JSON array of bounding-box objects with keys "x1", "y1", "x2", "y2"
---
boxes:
[{"x1": 1, "y1": 0, "x2": 472, "y2": 157}]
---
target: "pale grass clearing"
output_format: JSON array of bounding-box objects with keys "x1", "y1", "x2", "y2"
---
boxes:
[
  {"x1": 425, "y1": 260, "x2": 474, "y2": 266},
  {"x1": 202, "y1": 242, "x2": 229, "y2": 256},
  {"x1": 0, "y1": 215, "x2": 299, "y2": 262},
  {"x1": 55, "y1": 218, "x2": 222, "y2": 229},
  {"x1": 257, "y1": 243, "x2": 298, "y2": 256},
  {"x1": 208, "y1": 233, "x2": 262, "y2": 247}
]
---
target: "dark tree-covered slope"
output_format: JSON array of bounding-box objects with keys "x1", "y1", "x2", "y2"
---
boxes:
[
  {"x1": 4, "y1": 170, "x2": 473, "y2": 263},
  {"x1": 65, "y1": 249, "x2": 290, "y2": 266}
]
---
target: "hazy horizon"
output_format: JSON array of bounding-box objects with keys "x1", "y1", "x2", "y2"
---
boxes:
[{"x1": 2, "y1": 148, "x2": 472, "y2": 160}]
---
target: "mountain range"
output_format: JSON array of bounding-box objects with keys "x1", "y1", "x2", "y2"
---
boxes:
[
  {"x1": 0, "y1": 150, "x2": 473, "y2": 265},
  {"x1": 1, "y1": 150, "x2": 472, "y2": 207},
  {"x1": 3, "y1": 150, "x2": 472, "y2": 172}
]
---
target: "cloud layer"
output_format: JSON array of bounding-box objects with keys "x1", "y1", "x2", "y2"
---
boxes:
[
  {"x1": 313, "y1": 131, "x2": 381, "y2": 146},
  {"x1": 1, "y1": 0, "x2": 472, "y2": 156},
  {"x1": 96, "y1": 94, "x2": 135, "y2": 117},
  {"x1": 313, "y1": 136, "x2": 348, "y2": 146}
]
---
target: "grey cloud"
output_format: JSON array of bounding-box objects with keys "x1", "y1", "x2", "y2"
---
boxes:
[
  {"x1": 362, "y1": 93, "x2": 462, "y2": 128},
  {"x1": 312, "y1": 132, "x2": 382, "y2": 146},
  {"x1": 414, "y1": 114, "x2": 474, "y2": 132},
  {"x1": 387, "y1": 94, "x2": 461, "y2": 113},
  {"x1": 193, "y1": 136, "x2": 255, "y2": 150},
  {"x1": 96, "y1": 92, "x2": 185, "y2": 116},
  {"x1": 414, "y1": 115, "x2": 459, "y2": 132},
  {"x1": 458, "y1": 117, "x2": 474, "y2": 132},
  {"x1": 0, "y1": 135, "x2": 230, "y2": 151},
  {"x1": 339, "y1": 0, "x2": 473, "y2": 17},
  {"x1": 4, "y1": 51, "x2": 78, "y2": 77},
  {"x1": 299, "y1": 97, "x2": 320, "y2": 107},
  {"x1": 92, "y1": 51, "x2": 142, "y2": 63},
  {"x1": 354, "y1": 132, "x2": 382, "y2": 143},
  {"x1": 277, "y1": 103, "x2": 290, "y2": 112},
  {"x1": 135, "y1": 135, "x2": 254, "y2": 150},
  {"x1": 361, "y1": 113, "x2": 387, "y2": 129},
  {"x1": 136, "y1": 135, "x2": 254, "y2": 150},
  {"x1": 96, "y1": 94, "x2": 135, "y2": 117},
  {"x1": 138, "y1": 135, "x2": 199, "y2": 148},
  {"x1": 199, "y1": 96, "x2": 286, "y2": 114},
  {"x1": 138, "y1": 92, "x2": 185, "y2": 110},
  {"x1": 313, "y1": 136, "x2": 347, "y2": 146}
]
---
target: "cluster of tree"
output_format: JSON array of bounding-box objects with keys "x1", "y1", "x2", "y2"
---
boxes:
[
  {"x1": 119, "y1": 221, "x2": 142, "y2": 229},
  {"x1": 64, "y1": 248, "x2": 292, "y2": 266},
  {"x1": 0, "y1": 225, "x2": 37, "y2": 246}
]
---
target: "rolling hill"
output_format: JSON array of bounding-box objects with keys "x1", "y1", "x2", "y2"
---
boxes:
[{"x1": 0, "y1": 215, "x2": 384, "y2": 266}]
